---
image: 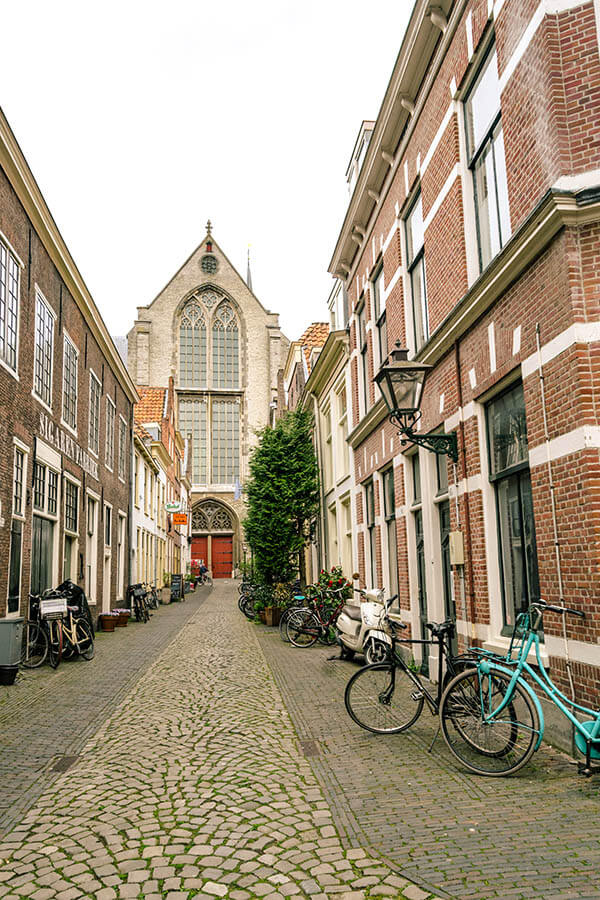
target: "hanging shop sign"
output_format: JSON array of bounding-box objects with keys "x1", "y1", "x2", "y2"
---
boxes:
[
  {"x1": 39, "y1": 411, "x2": 99, "y2": 481},
  {"x1": 165, "y1": 500, "x2": 182, "y2": 513},
  {"x1": 173, "y1": 513, "x2": 188, "y2": 525}
]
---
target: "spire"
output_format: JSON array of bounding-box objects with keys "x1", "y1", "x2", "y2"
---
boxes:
[
  {"x1": 246, "y1": 245, "x2": 253, "y2": 292},
  {"x1": 206, "y1": 218, "x2": 212, "y2": 236}
]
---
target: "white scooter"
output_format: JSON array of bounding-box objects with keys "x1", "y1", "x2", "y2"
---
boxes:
[{"x1": 336, "y1": 587, "x2": 397, "y2": 664}]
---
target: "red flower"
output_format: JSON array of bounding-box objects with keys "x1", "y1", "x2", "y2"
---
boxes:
[{"x1": 328, "y1": 580, "x2": 333, "y2": 587}]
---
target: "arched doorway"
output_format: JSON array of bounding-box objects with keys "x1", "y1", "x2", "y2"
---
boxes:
[{"x1": 191, "y1": 501, "x2": 235, "y2": 579}]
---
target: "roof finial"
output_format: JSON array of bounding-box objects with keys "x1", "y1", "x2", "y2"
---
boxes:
[
  {"x1": 246, "y1": 244, "x2": 253, "y2": 293},
  {"x1": 206, "y1": 218, "x2": 212, "y2": 236}
]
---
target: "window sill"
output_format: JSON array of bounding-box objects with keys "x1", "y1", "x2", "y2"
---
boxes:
[
  {"x1": 482, "y1": 636, "x2": 548, "y2": 667},
  {"x1": 32, "y1": 391, "x2": 53, "y2": 415},
  {"x1": 0, "y1": 358, "x2": 19, "y2": 381}
]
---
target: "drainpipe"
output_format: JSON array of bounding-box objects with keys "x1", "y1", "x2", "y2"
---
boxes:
[
  {"x1": 454, "y1": 340, "x2": 476, "y2": 636},
  {"x1": 309, "y1": 389, "x2": 328, "y2": 574}
]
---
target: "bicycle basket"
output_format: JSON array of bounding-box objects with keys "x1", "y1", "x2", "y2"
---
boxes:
[
  {"x1": 507, "y1": 612, "x2": 529, "y2": 661},
  {"x1": 39, "y1": 597, "x2": 67, "y2": 619}
]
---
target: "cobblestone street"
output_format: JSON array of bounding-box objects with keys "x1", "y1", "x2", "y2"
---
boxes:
[{"x1": 0, "y1": 582, "x2": 598, "y2": 900}]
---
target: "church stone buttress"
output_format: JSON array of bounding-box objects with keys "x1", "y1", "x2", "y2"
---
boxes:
[{"x1": 126, "y1": 224, "x2": 289, "y2": 576}]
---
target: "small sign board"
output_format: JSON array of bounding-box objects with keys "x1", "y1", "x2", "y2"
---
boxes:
[
  {"x1": 173, "y1": 513, "x2": 188, "y2": 525},
  {"x1": 165, "y1": 501, "x2": 182, "y2": 513},
  {"x1": 170, "y1": 574, "x2": 183, "y2": 601}
]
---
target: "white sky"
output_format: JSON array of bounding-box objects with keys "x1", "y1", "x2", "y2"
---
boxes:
[{"x1": 0, "y1": 1, "x2": 412, "y2": 342}]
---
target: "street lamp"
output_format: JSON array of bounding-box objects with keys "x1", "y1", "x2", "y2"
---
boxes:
[{"x1": 374, "y1": 343, "x2": 458, "y2": 461}]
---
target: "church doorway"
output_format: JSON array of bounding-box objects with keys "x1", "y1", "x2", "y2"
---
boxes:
[{"x1": 191, "y1": 501, "x2": 235, "y2": 579}]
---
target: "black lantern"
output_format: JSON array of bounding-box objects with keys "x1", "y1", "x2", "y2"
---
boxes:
[{"x1": 375, "y1": 343, "x2": 458, "y2": 461}]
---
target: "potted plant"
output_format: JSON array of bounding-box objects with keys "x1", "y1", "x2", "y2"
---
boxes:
[
  {"x1": 98, "y1": 611, "x2": 118, "y2": 632},
  {"x1": 114, "y1": 609, "x2": 130, "y2": 627},
  {"x1": 264, "y1": 582, "x2": 289, "y2": 627}
]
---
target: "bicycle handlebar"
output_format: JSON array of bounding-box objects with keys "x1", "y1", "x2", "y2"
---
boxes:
[{"x1": 534, "y1": 600, "x2": 585, "y2": 619}]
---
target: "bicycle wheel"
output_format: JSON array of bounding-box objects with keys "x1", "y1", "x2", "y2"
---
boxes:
[
  {"x1": 440, "y1": 668, "x2": 539, "y2": 776},
  {"x1": 286, "y1": 609, "x2": 320, "y2": 648},
  {"x1": 240, "y1": 595, "x2": 256, "y2": 621},
  {"x1": 278, "y1": 607, "x2": 298, "y2": 642},
  {"x1": 345, "y1": 663, "x2": 425, "y2": 734},
  {"x1": 21, "y1": 622, "x2": 48, "y2": 668},
  {"x1": 47, "y1": 620, "x2": 63, "y2": 669},
  {"x1": 74, "y1": 620, "x2": 95, "y2": 660}
]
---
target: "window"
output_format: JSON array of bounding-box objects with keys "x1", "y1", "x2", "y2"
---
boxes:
[
  {"x1": 410, "y1": 453, "x2": 428, "y2": 672},
  {"x1": 105, "y1": 505, "x2": 112, "y2": 547},
  {"x1": 372, "y1": 266, "x2": 387, "y2": 364},
  {"x1": 62, "y1": 335, "x2": 78, "y2": 430},
  {"x1": 105, "y1": 398, "x2": 115, "y2": 470},
  {"x1": 323, "y1": 406, "x2": 333, "y2": 489},
  {"x1": 179, "y1": 299, "x2": 207, "y2": 388},
  {"x1": 0, "y1": 238, "x2": 20, "y2": 372},
  {"x1": 365, "y1": 480, "x2": 376, "y2": 588},
  {"x1": 47, "y1": 470, "x2": 58, "y2": 516},
  {"x1": 436, "y1": 448, "x2": 449, "y2": 495},
  {"x1": 33, "y1": 462, "x2": 46, "y2": 511},
  {"x1": 383, "y1": 468, "x2": 398, "y2": 599},
  {"x1": 89, "y1": 372, "x2": 101, "y2": 455},
  {"x1": 179, "y1": 397, "x2": 208, "y2": 483},
  {"x1": 336, "y1": 387, "x2": 349, "y2": 476},
  {"x1": 212, "y1": 302, "x2": 239, "y2": 389},
  {"x1": 118, "y1": 417, "x2": 127, "y2": 481},
  {"x1": 487, "y1": 382, "x2": 539, "y2": 628},
  {"x1": 34, "y1": 291, "x2": 54, "y2": 407},
  {"x1": 405, "y1": 192, "x2": 428, "y2": 350},
  {"x1": 8, "y1": 520, "x2": 23, "y2": 613},
  {"x1": 212, "y1": 399, "x2": 240, "y2": 483},
  {"x1": 65, "y1": 480, "x2": 78, "y2": 533},
  {"x1": 13, "y1": 448, "x2": 24, "y2": 516},
  {"x1": 465, "y1": 47, "x2": 511, "y2": 270},
  {"x1": 357, "y1": 302, "x2": 369, "y2": 415},
  {"x1": 341, "y1": 496, "x2": 353, "y2": 576}
]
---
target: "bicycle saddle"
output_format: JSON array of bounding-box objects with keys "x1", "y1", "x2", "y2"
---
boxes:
[
  {"x1": 388, "y1": 618, "x2": 407, "y2": 631},
  {"x1": 341, "y1": 604, "x2": 362, "y2": 621},
  {"x1": 427, "y1": 620, "x2": 455, "y2": 637}
]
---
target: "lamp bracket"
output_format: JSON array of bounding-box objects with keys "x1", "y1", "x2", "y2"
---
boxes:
[{"x1": 390, "y1": 410, "x2": 458, "y2": 462}]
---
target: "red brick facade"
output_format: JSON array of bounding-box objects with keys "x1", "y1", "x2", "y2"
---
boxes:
[
  {"x1": 0, "y1": 109, "x2": 136, "y2": 620},
  {"x1": 330, "y1": 0, "x2": 600, "y2": 709}
]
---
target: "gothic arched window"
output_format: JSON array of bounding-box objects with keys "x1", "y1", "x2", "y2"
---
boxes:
[
  {"x1": 212, "y1": 301, "x2": 239, "y2": 389},
  {"x1": 179, "y1": 300, "x2": 206, "y2": 388}
]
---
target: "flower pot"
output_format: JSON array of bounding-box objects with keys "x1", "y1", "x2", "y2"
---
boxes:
[
  {"x1": 160, "y1": 587, "x2": 171, "y2": 605},
  {"x1": 264, "y1": 606, "x2": 282, "y2": 627},
  {"x1": 99, "y1": 614, "x2": 116, "y2": 632},
  {"x1": 0, "y1": 665, "x2": 18, "y2": 686},
  {"x1": 116, "y1": 613, "x2": 129, "y2": 627},
  {"x1": 258, "y1": 610, "x2": 266, "y2": 624}
]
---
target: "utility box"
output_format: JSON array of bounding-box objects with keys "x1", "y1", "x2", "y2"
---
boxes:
[
  {"x1": 0, "y1": 617, "x2": 24, "y2": 685},
  {"x1": 449, "y1": 531, "x2": 465, "y2": 566}
]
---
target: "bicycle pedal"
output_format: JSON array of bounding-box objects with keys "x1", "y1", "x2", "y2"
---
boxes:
[{"x1": 411, "y1": 690, "x2": 423, "y2": 702}]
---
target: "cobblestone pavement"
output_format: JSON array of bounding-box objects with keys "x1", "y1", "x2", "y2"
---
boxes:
[
  {"x1": 0, "y1": 582, "x2": 440, "y2": 900},
  {"x1": 0, "y1": 590, "x2": 205, "y2": 838},
  {"x1": 255, "y1": 618, "x2": 600, "y2": 900}
]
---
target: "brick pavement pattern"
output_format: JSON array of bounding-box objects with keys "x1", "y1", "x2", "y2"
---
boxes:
[
  {"x1": 256, "y1": 620, "x2": 600, "y2": 900},
  {"x1": 0, "y1": 583, "x2": 439, "y2": 900}
]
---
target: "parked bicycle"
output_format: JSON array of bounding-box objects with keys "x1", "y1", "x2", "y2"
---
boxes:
[
  {"x1": 285, "y1": 587, "x2": 348, "y2": 647},
  {"x1": 344, "y1": 616, "x2": 472, "y2": 734},
  {"x1": 439, "y1": 599, "x2": 599, "y2": 777},
  {"x1": 143, "y1": 583, "x2": 160, "y2": 610},
  {"x1": 21, "y1": 590, "x2": 94, "y2": 670},
  {"x1": 128, "y1": 584, "x2": 150, "y2": 623}
]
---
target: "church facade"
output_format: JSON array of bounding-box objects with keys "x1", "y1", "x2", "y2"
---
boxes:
[{"x1": 127, "y1": 224, "x2": 288, "y2": 577}]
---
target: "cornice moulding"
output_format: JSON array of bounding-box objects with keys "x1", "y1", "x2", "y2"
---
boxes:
[{"x1": 303, "y1": 331, "x2": 349, "y2": 398}]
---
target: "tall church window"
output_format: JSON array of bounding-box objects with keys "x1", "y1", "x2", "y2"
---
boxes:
[
  {"x1": 212, "y1": 301, "x2": 239, "y2": 388},
  {"x1": 179, "y1": 397, "x2": 208, "y2": 482},
  {"x1": 180, "y1": 300, "x2": 207, "y2": 388},
  {"x1": 212, "y1": 399, "x2": 239, "y2": 483}
]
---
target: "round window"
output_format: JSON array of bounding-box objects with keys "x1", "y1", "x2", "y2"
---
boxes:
[{"x1": 201, "y1": 254, "x2": 217, "y2": 274}]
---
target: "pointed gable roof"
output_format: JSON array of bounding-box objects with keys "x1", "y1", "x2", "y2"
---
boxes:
[
  {"x1": 135, "y1": 386, "x2": 166, "y2": 424},
  {"x1": 299, "y1": 322, "x2": 330, "y2": 374}
]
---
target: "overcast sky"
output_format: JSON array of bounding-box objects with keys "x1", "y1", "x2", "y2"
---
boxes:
[{"x1": 0, "y1": 1, "x2": 412, "y2": 342}]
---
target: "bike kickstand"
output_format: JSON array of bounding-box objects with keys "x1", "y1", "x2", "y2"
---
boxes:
[{"x1": 428, "y1": 726, "x2": 440, "y2": 753}]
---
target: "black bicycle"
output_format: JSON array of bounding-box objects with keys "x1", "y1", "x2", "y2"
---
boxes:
[{"x1": 345, "y1": 617, "x2": 472, "y2": 734}]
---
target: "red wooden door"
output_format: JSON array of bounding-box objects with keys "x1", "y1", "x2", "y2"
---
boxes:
[
  {"x1": 212, "y1": 536, "x2": 233, "y2": 578},
  {"x1": 191, "y1": 537, "x2": 208, "y2": 576}
]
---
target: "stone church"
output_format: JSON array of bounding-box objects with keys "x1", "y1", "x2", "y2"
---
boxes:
[{"x1": 127, "y1": 223, "x2": 289, "y2": 577}]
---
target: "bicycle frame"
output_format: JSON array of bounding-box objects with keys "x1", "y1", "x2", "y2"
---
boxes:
[
  {"x1": 477, "y1": 615, "x2": 600, "y2": 772},
  {"x1": 389, "y1": 627, "x2": 458, "y2": 714}
]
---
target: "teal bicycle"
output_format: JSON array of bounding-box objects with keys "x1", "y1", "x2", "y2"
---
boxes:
[{"x1": 439, "y1": 599, "x2": 600, "y2": 777}]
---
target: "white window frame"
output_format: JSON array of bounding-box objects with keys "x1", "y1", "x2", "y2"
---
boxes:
[
  {"x1": 105, "y1": 395, "x2": 115, "y2": 472},
  {"x1": 61, "y1": 331, "x2": 79, "y2": 434},
  {"x1": 404, "y1": 191, "x2": 429, "y2": 352},
  {"x1": 118, "y1": 414, "x2": 128, "y2": 483},
  {"x1": 32, "y1": 287, "x2": 56, "y2": 412},
  {"x1": 88, "y1": 369, "x2": 101, "y2": 457},
  {"x1": 0, "y1": 231, "x2": 23, "y2": 380}
]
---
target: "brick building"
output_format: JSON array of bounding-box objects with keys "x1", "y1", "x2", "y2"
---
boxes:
[
  {"x1": 127, "y1": 223, "x2": 289, "y2": 577},
  {"x1": 0, "y1": 107, "x2": 137, "y2": 620},
  {"x1": 282, "y1": 322, "x2": 330, "y2": 412},
  {"x1": 328, "y1": 0, "x2": 600, "y2": 731}
]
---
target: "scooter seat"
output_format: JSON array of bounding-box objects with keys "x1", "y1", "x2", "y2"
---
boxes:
[{"x1": 341, "y1": 604, "x2": 362, "y2": 621}]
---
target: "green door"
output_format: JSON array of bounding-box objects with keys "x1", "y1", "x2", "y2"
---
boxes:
[
  {"x1": 415, "y1": 509, "x2": 429, "y2": 676},
  {"x1": 439, "y1": 500, "x2": 458, "y2": 657}
]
